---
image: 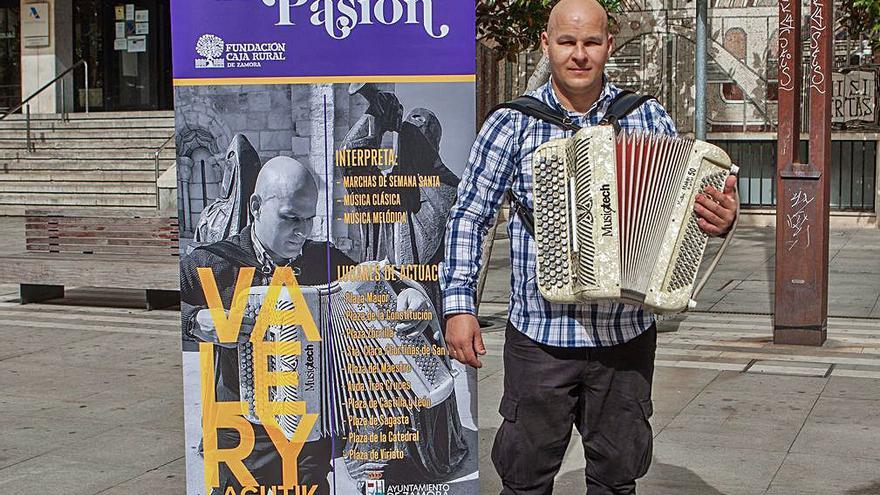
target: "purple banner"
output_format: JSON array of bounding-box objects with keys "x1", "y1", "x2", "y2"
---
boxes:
[{"x1": 171, "y1": 0, "x2": 475, "y2": 80}]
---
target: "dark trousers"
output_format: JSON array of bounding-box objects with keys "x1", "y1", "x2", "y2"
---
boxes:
[{"x1": 492, "y1": 322, "x2": 656, "y2": 495}]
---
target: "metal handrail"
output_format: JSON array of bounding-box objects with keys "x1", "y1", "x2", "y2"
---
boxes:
[
  {"x1": 0, "y1": 60, "x2": 89, "y2": 153},
  {"x1": 155, "y1": 132, "x2": 175, "y2": 210},
  {"x1": 0, "y1": 59, "x2": 89, "y2": 120}
]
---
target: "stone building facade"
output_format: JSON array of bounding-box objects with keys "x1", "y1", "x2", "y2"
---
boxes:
[
  {"x1": 173, "y1": 83, "x2": 376, "y2": 253},
  {"x1": 605, "y1": 0, "x2": 877, "y2": 133}
]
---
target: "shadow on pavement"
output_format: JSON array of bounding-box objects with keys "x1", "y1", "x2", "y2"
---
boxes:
[{"x1": 846, "y1": 481, "x2": 880, "y2": 495}]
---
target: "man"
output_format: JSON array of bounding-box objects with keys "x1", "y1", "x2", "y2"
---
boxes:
[
  {"x1": 181, "y1": 156, "x2": 432, "y2": 494},
  {"x1": 440, "y1": 0, "x2": 738, "y2": 493}
]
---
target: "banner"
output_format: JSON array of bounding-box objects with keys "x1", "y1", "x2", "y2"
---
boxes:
[{"x1": 171, "y1": 2, "x2": 477, "y2": 494}]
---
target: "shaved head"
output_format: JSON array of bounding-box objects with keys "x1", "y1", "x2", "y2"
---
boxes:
[
  {"x1": 253, "y1": 155, "x2": 317, "y2": 202},
  {"x1": 540, "y1": 0, "x2": 614, "y2": 112},
  {"x1": 251, "y1": 156, "x2": 318, "y2": 261},
  {"x1": 547, "y1": 0, "x2": 609, "y2": 36}
]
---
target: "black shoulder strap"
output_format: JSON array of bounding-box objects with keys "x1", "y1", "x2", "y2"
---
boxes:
[
  {"x1": 489, "y1": 96, "x2": 578, "y2": 239},
  {"x1": 490, "y1": 95, "x2": 581, "y2": 132},
  {"x1": 196, "y1": 240, "x2": 258, "y2": 268},
  {"x1": 599, "y1": 90, "x2": 656, "y2": 131}
]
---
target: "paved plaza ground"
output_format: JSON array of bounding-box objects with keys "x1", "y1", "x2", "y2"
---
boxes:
[{"x1": 0, "y1": 217, "x2": 879, "y2": 494}]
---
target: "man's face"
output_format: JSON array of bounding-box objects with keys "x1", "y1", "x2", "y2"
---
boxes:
[
  {"x1": 541, "y1": 8, "x2": 613, "y2": 103},
  {"x1": 252, "y1": 188, "x2": 316, "y2": 261}
]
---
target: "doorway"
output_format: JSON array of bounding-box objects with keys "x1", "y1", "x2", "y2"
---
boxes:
[
  {"x1": 73, "y1": 0, "x2": 172, "y2": 111},
  {"x1": 0, "y1": 0, "x2": 20, "y2": 112}
]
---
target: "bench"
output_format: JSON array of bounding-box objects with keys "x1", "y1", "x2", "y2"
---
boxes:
[{"x1": 0, "y1": 208, "x2": 180, "y2": 309}]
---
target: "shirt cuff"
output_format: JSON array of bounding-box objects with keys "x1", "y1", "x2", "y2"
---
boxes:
[{"x1": 442, "y1": 286, "x2": 477, "y2": 317}]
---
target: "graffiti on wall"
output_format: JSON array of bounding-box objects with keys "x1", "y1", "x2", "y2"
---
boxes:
[{"x1": 604, "y1": 0, "x2": 879, "y2": 132}]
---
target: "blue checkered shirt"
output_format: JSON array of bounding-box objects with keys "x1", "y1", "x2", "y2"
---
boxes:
[{"x1": 440, "y1": 79, "x2": 678, "y2": 347}]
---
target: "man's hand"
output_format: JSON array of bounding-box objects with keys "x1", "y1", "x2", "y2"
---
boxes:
[
  {"x1": 694, "y1": 174, "x2": 738, "y2": 236},
  {"x1": 366, "y1": 91, "x2": 403, "y2": 132},
  {"x1": 192, "y1": 309, "x2": 256, "y2": 348},
  {"x1": 394, "y1": 288, "x2": 431, "y2": 335},
  {"x1": 444, "y1": 313, "x2": 486, "y2": 368}
]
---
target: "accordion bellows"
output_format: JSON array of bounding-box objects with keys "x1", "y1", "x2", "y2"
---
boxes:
[{"x1": 532, "y1": 125, "x2": 735, "y2": 313}]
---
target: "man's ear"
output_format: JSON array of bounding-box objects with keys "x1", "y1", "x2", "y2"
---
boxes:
[
  {"x1": 607, "y1": 34, "x2": 614, "y2": 58},
  {"x1": 250, "y1": 194, "x2": 261, "y2": 219},
  {"x1": 541, "y1": 31, "x2": 549, "y2": 56}
]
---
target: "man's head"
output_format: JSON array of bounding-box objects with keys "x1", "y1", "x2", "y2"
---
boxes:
[
  {"x1": 541, "y1": 0, "x2": 613, "y2": 110},
  {"x1": 250, "y1": 156, "x2": 318, "y2": 262}
]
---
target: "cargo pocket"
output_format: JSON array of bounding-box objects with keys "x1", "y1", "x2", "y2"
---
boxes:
[
  {"x1": 499, "y1": 395, "x2": 518, "y2": 421},
  {"x1": 492, "y1": 396, "x2": 519, "y2": 481}
]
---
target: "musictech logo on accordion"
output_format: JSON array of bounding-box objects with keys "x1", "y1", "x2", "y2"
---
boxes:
[{"x1": 599, "y1": 183, "x2": 614, "y2": 237}]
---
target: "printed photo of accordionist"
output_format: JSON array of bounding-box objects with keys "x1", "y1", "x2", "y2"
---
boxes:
[{"x1": 175, "y1": 83, "x2": 478, "y2": 495}]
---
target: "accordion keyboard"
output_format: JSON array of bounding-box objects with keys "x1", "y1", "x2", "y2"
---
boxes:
[
  {"x1": 532, "y1": 148, "x2": 578, "y2": 301},
  {"x1": 665, "y1": 171, "x2": 728, "y2": 293}
]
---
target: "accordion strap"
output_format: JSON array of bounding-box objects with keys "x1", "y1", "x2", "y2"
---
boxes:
[
  {"x1": 196, "y1": 241, "x2": 258, "y2": 268},
  {"x1": 491, "y1": 90, "x2": 655, "y2": 238},
  {"x1": 490, "y1": 95, "x2": 581, "y2": 132},
  {"x1": 506, "y1": 189, "x2": 535, "y2": 237},
  {"x1": 600, "y1": 90, "x2": 656, "y2": 131}
]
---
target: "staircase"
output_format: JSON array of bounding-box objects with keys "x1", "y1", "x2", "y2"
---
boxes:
[{"x1": 0, "y1": 111, "x2": 176, "y2": 215}]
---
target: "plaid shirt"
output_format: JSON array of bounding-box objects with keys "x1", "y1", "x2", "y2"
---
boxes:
[{"x1": 440, "y1": 79, "x2": 677, "y2": 347}]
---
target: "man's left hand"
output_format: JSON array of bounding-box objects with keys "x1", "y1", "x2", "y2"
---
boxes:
[{"x1": 694, "y1": 175, "x2": 738, "y2": 236}]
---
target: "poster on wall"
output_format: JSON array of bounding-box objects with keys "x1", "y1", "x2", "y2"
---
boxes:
[{"x1": 170, "y1": 2, "x2": 477, "y2": 495}]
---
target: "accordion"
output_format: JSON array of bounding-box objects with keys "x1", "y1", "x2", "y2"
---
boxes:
[
  {"x1": 531, "y1": 125, "x2": 737, "y2": 313},
  {"x1": 236, "y1": 275, "x2": 455, "y2": 443}
]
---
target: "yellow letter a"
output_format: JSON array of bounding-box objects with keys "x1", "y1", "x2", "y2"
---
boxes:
[{"x1": 197, "y1": 266, "x2": 256, "y2": 344}]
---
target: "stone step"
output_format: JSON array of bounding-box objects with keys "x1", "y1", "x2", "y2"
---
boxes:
[
  {"x1": 0, "y1": 159, "x2": 175, "y2": 172},
  {"x1": 0, "y1": 112, "x2": 178, "y2": 212},
  {"x1": 1, "y1": 111, "x2": 174, "y2": 120},
  {"x1": 0, "y1": 170, "x2": 158, "y2": 182},
  {"x1": 0, "y1": 154, "x2": 176, "y2": 163},
  {"x1": 0, "y1": 192, "x2": 157, "y2": 211},
  {"x1": 0, "y1": 148, "x2": 177, "y2": 160},
  {"x1": 0, "y1": 110, "x2": 173, "y2": 120},
  {"x1": 0, "y1": 148, "x2": 175, "y2": 159},
  {"x1": 0, "y1": 139, "x2": 177, "y2": 150},
  {"x1": 0, "y1": 181, "x2": 156, "y2": 194},
  {"x1": 0, "y1": 128, "x2": 175, "y2": 139},
  {"x1": 0, "y1": 119, "x2": 175, "y2": 131}
]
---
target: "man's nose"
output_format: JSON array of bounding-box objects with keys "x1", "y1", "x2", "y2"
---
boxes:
[{"x1": 571, "y1": 44, "x2": 589, "y2": 62}]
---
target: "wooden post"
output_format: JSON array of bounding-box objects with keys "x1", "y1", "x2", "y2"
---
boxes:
[{"x1": 774, "y1": 0, "x2": 832, "y2": 345}]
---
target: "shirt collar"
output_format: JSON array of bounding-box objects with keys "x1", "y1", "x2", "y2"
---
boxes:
[
  {"x1": 250, "y1": 226, "x2": 304, "y2": 274},
  {"x1": 250, "y1": 226, "x2": 275, "y2": 274},
  {"x1": 539, "y1": 75, "x2": 619, "y2": 118}
]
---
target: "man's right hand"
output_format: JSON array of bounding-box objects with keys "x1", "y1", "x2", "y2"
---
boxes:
[
  {"x1": 444, "y1": 313, "x2": 486, "y2": 368},
  {"x1": 192, "y1": 309, "x2": 256, "y2": 348}
]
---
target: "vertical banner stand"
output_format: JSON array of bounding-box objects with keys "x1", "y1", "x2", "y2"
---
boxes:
[{"x1": 171, "y1": 3, "x2": 480, "y2": 494}]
